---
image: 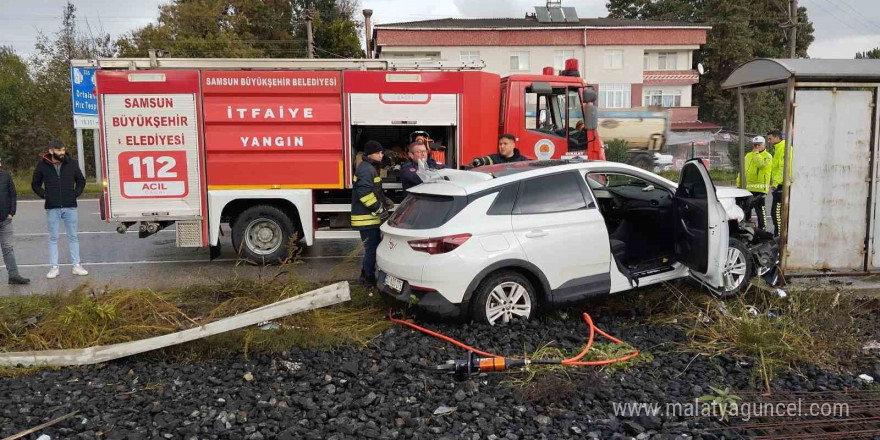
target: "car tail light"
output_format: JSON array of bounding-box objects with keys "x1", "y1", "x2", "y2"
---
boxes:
[{"x1": 408, "y1": 233, "x2": 471, "y2": 255}]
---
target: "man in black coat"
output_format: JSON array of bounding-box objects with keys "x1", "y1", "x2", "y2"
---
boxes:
[
  {"x1": 0, "y1": 158, "x2": 29, "y2": 284},
  {"x1": 32, "y1": 139, "x2": 88, "y2": 279},
  {"x1": 400, "y1": 141, "x2": 446, "y2": 190},
  {"x1": 471, "y1": 133, "x2": 529, "y2": 167}
]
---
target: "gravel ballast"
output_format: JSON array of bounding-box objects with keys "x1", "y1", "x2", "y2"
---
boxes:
[{"x1": 2, "y1": 309, "x2": 877, "y2": 439}]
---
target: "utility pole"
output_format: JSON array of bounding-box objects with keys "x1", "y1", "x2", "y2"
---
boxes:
[
  {"x1": 306, "y1": 9, "x2": 315, "y2": 59},
  {"x1": 789, "y1": 0, "x2": 798, "y2": 58}
]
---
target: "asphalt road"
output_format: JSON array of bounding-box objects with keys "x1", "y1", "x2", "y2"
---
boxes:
[{"x1": 0, "y1": 199, "x2": 362, "y2": 297}]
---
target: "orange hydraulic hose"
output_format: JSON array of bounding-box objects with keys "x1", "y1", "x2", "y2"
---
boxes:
[
  {"x1": 562, "y1": 313, "x2": 640, "y2": 366},
  {"x1": 387, "y1": 310, "x2": 639, "y2": 368},
  {"x1": 388, "y1": 310, "x2": 501, "y2": 359}
]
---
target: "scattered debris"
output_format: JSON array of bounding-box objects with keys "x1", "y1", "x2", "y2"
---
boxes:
[
  {"x1": 273, "y1": 359, "x2": 302, "y2": 372},
  {"x1": 859, "y1": 374, "x2": 874, "y2": 384},
  {"x1": 433, "y1": 406, "x2": 457, "y2": 416},
  {"x1": 3, "y1": 410, "x2": 78, "y2": 440},
  {"x1": 243, "y1": 372, "x2": 254, "y2": 382},
  {"x1": 863, "y1": 340, "x2": 880, "y2": 351},
  {"x1": 257, "y1": 321, "x2": 280, "y2": 330},
  {"x1": 776, "y1": 289, "x2": 788, "y2": 298}
]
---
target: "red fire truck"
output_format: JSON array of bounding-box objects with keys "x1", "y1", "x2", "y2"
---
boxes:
[{"x1": 75, "y1": 57, "x2": 603, "y2": 262}]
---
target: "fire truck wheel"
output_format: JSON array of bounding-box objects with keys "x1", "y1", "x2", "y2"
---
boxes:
[{"x1": 231, "y1": 205, "x2": 297, "y2": 264}]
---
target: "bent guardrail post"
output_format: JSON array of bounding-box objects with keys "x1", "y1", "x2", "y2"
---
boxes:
[{"x1": 0, "y1": 281, "x2": 350, "y2": 367}]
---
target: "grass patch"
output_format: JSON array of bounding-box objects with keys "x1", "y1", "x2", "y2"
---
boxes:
[
  {"x1": 589, "y1": 281, "x2": 873, "y2": 381},
  {"x1": 0, "y1": 274, "x2": 390, "y2": 368},
  {"x1": 502, "y1": 340, "x2": 651, "y2": 391},
  {"x1": 685, "y1": 286, "x2": 863, "y2": 379}
]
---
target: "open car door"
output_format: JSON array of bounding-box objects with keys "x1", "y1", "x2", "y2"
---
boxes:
[{"x1": 673, "y1": 159, "x2": 728, "y2": 291}]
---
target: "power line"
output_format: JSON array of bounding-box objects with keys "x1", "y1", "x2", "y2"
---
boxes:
[
  {"x1": 800, "y1": 0, "x2": 873, "y2": 37},
  {"x1": 831, "y1": 0, "x2": 880, "y2": 34},
  {"x1": 315, "y1": 46, "x2": 346, "y2": 58}
]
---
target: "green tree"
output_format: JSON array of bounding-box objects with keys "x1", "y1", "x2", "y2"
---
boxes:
[
  {"x1": 856, "y1": 48, "x2": 880, "y2": 59},
  {"x1": 1, "y1": 2, "x2": 113, "y2": 172},
  {"x1": 0, "y1": 47, "x2": 38, "y2": 170},
  {"x1": 293, "y1": 0, "x2": 363, "y2": 58},
  {"x1": 117, "y1": 0, "x2": 362, "y2": 59},
  {"x1": 606, "y1": 0, "x2": 815, "y2": 134}
]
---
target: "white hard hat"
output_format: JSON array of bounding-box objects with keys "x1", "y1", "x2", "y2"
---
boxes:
[{"x1": 752, "y1": 136, "x2": 766, "y2": 144}]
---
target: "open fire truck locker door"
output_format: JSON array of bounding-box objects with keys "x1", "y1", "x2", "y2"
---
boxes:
[{"x1": 97, "y1": 70, "x2": 207, "y2": 247}]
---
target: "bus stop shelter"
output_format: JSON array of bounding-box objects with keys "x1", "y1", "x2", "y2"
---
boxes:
[{"x1": 723, "y1": 59, "x2": 880, "y2": 274}]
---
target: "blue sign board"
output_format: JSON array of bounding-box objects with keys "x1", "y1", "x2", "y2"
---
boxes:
[{"x1": 71, "y1": 67, "x2": 98, "y2": 116}]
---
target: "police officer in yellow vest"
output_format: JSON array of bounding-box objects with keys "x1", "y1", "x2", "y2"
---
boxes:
[
  {"x1": 351, "y1": 140, "x2": 393, "y2": 286},
  {"x1": 736, "y1": 136, "x2": 773, "y2": 230},
  {"x1": 767, "y1": 130, "x2": 791, "y2": 237}
]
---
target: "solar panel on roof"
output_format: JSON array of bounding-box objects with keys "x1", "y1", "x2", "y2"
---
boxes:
[
  {"x1": 535, "y1": 7, "x2": 551, "y2": 23},
  {"x1": 548, "y1": 7, "x2": 565, "y2": 22},
  {"x1": 562, "y1": 7, "x2": 579, "y2": 22}
]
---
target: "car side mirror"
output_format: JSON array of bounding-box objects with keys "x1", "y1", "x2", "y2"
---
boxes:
[
  {"x1": 584, "y1": 104, "x2": 598, "y2": 131},
  {"x1": 583, "y1": 88, "x2": 597, "y2": 104}
]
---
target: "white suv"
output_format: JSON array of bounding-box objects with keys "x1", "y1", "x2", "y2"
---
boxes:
[{"x1": 377, "y1": 159, "x2": 779, "y2": 325}]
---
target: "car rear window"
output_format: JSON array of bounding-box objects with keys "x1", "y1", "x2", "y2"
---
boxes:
[{"x1": 388, "y1": 193, "x2": 467, "y2": 230}]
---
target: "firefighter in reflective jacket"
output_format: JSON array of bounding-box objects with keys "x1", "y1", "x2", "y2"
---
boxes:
[
  {"x1": 352, "y1": 140, "x2": 393, "y2": 286},
  {"x1": 736, "y1": 136, "x2": 773, "y2": 230},
  {"x1": 471, "y1": 133, "x2": 529, "y2": 167},
  {"x1": 767, "y1": 130, "x2": 792, "y2": 237}
]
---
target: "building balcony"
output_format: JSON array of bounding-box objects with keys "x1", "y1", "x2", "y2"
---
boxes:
[{"x1": 643, "y1": 70, "x2": 699, "y2": 85}]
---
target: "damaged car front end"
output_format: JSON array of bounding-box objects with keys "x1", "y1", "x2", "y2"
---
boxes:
[{"x1": 721, "y1": 190, "x2": 782, "y2": 287}]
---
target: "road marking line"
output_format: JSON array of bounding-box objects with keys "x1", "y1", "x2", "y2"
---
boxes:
[{"x1": 0, "y1": 255, "x2": 355, "y2": 269}]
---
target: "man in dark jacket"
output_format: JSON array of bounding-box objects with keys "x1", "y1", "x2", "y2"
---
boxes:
[
  {"x1": 471, "y1": 133, "x2": 529, "y2": 167},
  {"x1": 351, "y1": 140, "x2": 393, "y2": 286},
  {"x1": 0, "y1": 158, "x2": 29, "y2": 284},
  {"x1": 32, "y1": 140, "x2": 88, "y2": 279},
  {"x1": 400, "y1": 141, "x2": 445, "y2": 190}
]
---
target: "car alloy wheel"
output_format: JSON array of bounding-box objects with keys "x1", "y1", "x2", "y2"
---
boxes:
[
  {"x1": 484, "y1": 281, "x2": 532, "y2": 325},
  {"x1": 723, "y1": 246, "x2": 748, "y2": 292}
]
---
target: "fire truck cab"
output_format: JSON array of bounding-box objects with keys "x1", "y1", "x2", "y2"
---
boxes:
[{"x1": 77, "y1": 57, "x2": 602, "y2": 263}]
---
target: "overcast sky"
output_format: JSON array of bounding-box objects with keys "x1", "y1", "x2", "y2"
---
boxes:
[{"x1": 0, "y1": 0, "x2": 878, "y2": 59}]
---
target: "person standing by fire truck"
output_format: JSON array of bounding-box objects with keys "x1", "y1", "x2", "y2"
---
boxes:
[
  {"x1": 471, "y1": 134, "x2": 529, "y2": 167},
  {"x1": 32, "y1": 140, "x2": 88, "y2": 279},
  {"x1": 352, "y1": 141, "x2": 393, "y2": 286}
]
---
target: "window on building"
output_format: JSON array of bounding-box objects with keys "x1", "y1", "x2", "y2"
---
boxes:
[
  {"x1": 460, "y1": 50, "x2": 481, "y2": 64},
  {"x1": 554, "y1": 50, "x2": 575, "y2": 71},
  {"x1": 644, "y1": 53, "x2": 650, "y2": 70},
  {"x1": 510, "y1": 51, "x2": 530, "y2": 71},
  {"x1": 657, "y1": 51, "x2": 678, "y2": 70},
  {"x1": 604, "y1": 50, "x2": 624, "y2": 70},
  {"x1": 643, "y1": 89, "x2": 682, "y2": 107},
  {"x1": 599, "y1": 83, "x2": 631, "y2": 109}
]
